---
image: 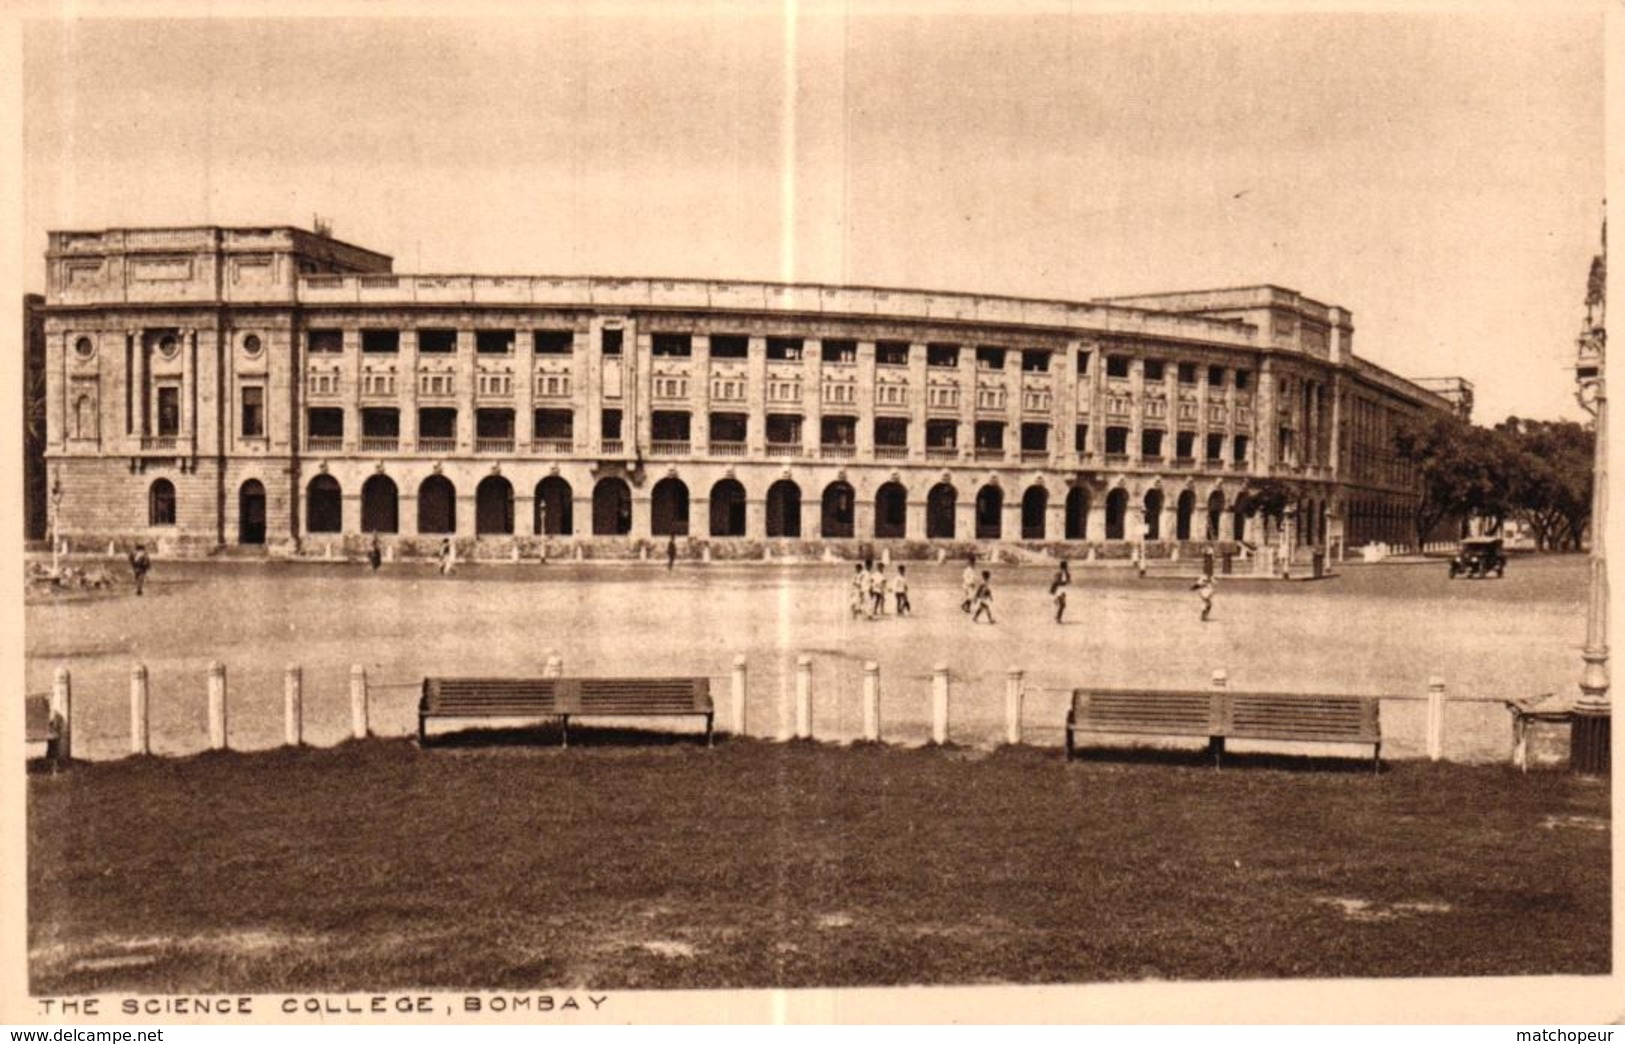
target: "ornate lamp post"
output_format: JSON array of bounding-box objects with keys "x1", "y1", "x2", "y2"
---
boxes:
[{"x1": 1572, "y1": 217, "x2": 1609, "y2": 773}]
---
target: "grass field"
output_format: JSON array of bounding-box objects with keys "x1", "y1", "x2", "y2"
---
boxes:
[
  {"x1": 27, "y1": 738, "x2": 1610, "y2": 992},
  {"x1": 25, "y1": 554, "x2": 1588, "y2": 762}
]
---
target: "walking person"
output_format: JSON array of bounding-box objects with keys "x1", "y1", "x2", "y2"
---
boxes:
[
  {"x1": 1050, "y1": 560, "x2": 1070, "y2": 623},
  {"x1": 871, "y1": 563, "x2": 889, "y2": 618},
  {"x1": 666, "y1": 534, "x2": 678, "y2": 571},
  {"x1": 437, "y1": 537, "x2": 455, "y2": 576},
  {"x1": 1191, "y1": 572, "x2": 1215, "y2": 622},
  {"x1": 850, "y1": 563, "x2": 867, "y2": 619},
  {"x1": 892, "y1": 564, "x2": 912, "y2": 617},
  {"x1": 367, "y1": 532, "x2": 383, "y2": 572},
  {"x1": 127, "y1": 543, "x2": 151, "y2": 596},
  {"x1": 971, "y1": 570, "x2": 996, "y2": 624},
  {"x1": 960, "y1": 555, "x2": 979, "y2": 613}
]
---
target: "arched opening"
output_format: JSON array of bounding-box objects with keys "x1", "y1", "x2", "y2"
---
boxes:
[
  {"x1": 875, "y1": 481, "x2": 908, "y2": 539},
  {"x1": 1105, "y1": 488, "x2": 1128, "y2": 541},
  {"x1": 74, "y1": 396, "x2": 95, "y2": 439},
  {"x1": 709, "y1": 479, "x2": 747, "y2": 537},
  {"x1": 592, "y1": 478, "x2": 632, "y2": 536},
  {"x1": 927, "y1": 483, "x2": 956, "y2": 539},
  {"x1": 1206, "y1": 490, "x2": 1224, "y2": 541},
  {"x1": 1232, "y1": 494, "x2": 1250, "y2": 541},
  {"x1": 418, "y1": 476, "x2": 457, "y2": 534},
  {"x1": 149, "y1": 478, "x2": 176, "y2": 527},
  {"x1": 1144, "y1": 489, "x2": 1164, "y2": 541},
  {"x1": 766, "y1": 479, "x2": 801, "y2": 538},
  {"x1": 305, "y1": 475, "x2": 340, "y2": 535},
  {"x1": 1175, "y1": 489, "x2": 1196, "y2": 542},
  {"x1": 821, "y1": 481, "x2": 855, "y2": 538},
  {"x1": 651, "y1": 477, "x2": 689, "y2": 536},
  {"x1": 1021, "y1": 486, "x2": 1047, "y2": 541},
  {"x1": 975, "y1": 484, "x2": 1002, "y2": 540},
  {"x1": 476, "y1": 475, "x2": 514, "y2": 535},
  {"x1": 535, "y1": 476, "x2": 573, "y2": 536},
  {"x1": 240, "y1": 479, "x2": 268, "y2": 544},
  {"x1": 361, "y1": 474, "x2": 399, "y2": 534},
  {"x1": 1065, "y1": 486, "x2": 1088, "y2": 540}
]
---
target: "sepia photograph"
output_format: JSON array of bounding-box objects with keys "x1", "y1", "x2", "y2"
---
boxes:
[{"x1": 5, "y1": 0, "x2": 1617, "y2": 1026}]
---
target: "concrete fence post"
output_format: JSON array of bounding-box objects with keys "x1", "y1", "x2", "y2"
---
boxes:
[
  {"x1": 543, "y1": 652, "x2": 563, "y2": 679},
  {"x1": 207, "y1": 661, "x2": 228, "y2": 750},
  {"x1": 862, "y1": 661, "x2": 881, "y2": 742},
  {"x1": 350, "y1": 664, "x2": 369, "y2": 740},
  {"x1": 1005, "y1": 668, "x2": 1025, "y2": 746},
  {"x1": 284, "y1": 665, "x2": 303, "y2": 747},
  {"x1": 795, "y1": 655, "x2": 813, "y2": 740},
  {"x1": 1426, "y1": 676, "x2": 1445, "y2": 761},
  {"x1": 130, "y1": 664, "x2": 150, "y2": 756},
  {"x1": 730, "y1": 655, "x2": 748, "y2": 736},
  {"x1": 932, "y1": 663, "x2": 950, "y2": 745},
  {"x1": 51, "y1": 666, "x2": 73, "y2": 761}
]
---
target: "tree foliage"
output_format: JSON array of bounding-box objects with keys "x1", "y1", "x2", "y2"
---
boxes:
[
  {"x1": 1390, "y1": 412, "x2": 1511, "y2": 549},
  {"x1": 1493, "y1": 416, "x2": 1594, "y2": 551}
]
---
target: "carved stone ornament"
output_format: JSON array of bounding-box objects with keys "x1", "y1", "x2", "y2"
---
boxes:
[
  {"x1": 318, "y1": 461, "x2": 329, "y2": 474},
  {"x1": 433, "y1": 462, "x2": 443, "y2": 475}
]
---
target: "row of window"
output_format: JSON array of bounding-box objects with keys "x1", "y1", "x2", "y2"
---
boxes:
[
  {"x1": 299, "y1": 326, "x2": 1254, "y2": 389},
  {"x1": 295, "y1": 405, "x2": 1250, "y2": 461}
]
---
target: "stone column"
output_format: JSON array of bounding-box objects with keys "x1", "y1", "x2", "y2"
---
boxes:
[
  {"x1": 631, "y1": 490, "x2": 653, "y2": 540},
  {"x1": 1001, "y1": 492, "x2": 1022, "y2": 543},
  {"x1": 907, "y1": 342, "x2": 928, "y2": 463},
  {"x1": 800, "y1": 493, "x2": 822, "y2": 539},
  {"x1": 344, "y1": 329, "x2": 362, "y2": 451},
  {"x1": 746, "y1": 335, "x2": 767, "y2": 455},
  {"x1": 745, "y1": 497, "x2": 767, "y2": 540},
  {"x1": 957, "y1": 344, "x2": 976, "y2": 462},
  {"x1": 1046, "y1": 499, "x2": 1066, "y2": 543},
  {"x1": 801, "y1": 339, "x2": 821, "y2": 457},
  {"x1": 1088, "y1": 499, "x2": 1107, "y2": 542},
  {"x1": 515, "y1": 327, "x2": 535, "y2": 447},
  {"x1": 856, "y1": 340, "x2": 876, "y2": 459},
  {"x1": 691, "y1": 333, "x2": 711, "y2": 456},
  {"x1": 455, "y1": 329, "x2": 475, "y2": 452},
  {"x1": 1254, "y1": 357, "x2": 1276, "y2": 476},
  {"x1": 906, "y1": 497, "x2": 927, "y2": 539},
  {"x1": 956, "y1": 496, "x2": 977, "y2": 541},
  {"x1": 131, "y1": 330, "x2": 147, "y2": 438},
  {"x1": 401, "y1": 330, "x2": 420, "y2": 445},
  {"x1": 1056, "y1": 342, "x2": 1078, "y2": 468},
  {"x1": 181, "y1": 327, "x2": 196, "y2": 445},
  {"x1": 855, "y1": 496, "x2": 875, "y2": 540},
  {"x1": 456, "y1": 491, "x2": 477, "y2": 537},
  {"x1": 1004, "y1": 348, "x2": 1022, "y2": 465}
]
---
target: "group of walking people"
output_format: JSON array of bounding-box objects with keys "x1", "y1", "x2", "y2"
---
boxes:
[{"x1": 850, "y1": 561, "x2": 912, "y2": 619}]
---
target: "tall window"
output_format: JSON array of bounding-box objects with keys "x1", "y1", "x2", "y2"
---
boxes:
[
  {"x1": 241, "y1": 386, "x2": 265, "y2": 438},
  {"x1": 149, "y1": 479, "x2": 176, "y2": 526},
  {"x1": 156, "y1": 386, "x2": 180, "y2": 437}
]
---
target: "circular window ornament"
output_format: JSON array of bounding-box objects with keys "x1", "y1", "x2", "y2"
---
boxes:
[
  {"x1": 73, "y1": 336, "x2": 95, "y2": 360},
  {"x1": 158, "y1": 334, "x2": 180, "y2": 360},
  {"x1": 243, "y1": 334, "x2": 263, "y2": 357}
]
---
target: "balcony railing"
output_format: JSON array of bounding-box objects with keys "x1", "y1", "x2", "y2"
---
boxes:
[
  {"x1": 140, "y1": 435, "x2": 178, "y2": 452},
  {"x1": 710, "y1": 441, "x2": 747, "y2": 457},
  {"x1": 974, "y1": 446, "x2": 1005, "y2": 461},
  {"x1": 1171, "y1": 456, "x2": 1196, "y2": 469},
  {"x1": 417, "y1": 437, "x2": 457, "y2": 454},
  {"x1": 1230, "y1": 459, "x2": 1250, "y2": 470},
  {"x1": 650, "y1": 440, "x2": 690, "y2": 456},
  {"x1": 601, "y1": 439, "x2": 624, "y2": 455},
  {"x1": 1020, "y1": 449, "x2": 1050, "y2": 463},
  {"x1": 765, "y1": 443, "x2": 802, "y2": 458},
  {"x1": 359, "y1": 436, "x2": 399, "y2": 453},
  {"x1": 820, "y1": 444, "x2": 856, "y2": 459},
  {"x1": 1104, "y1": 452, "x2": 1129, "y2": 464},
  {"x1": 874, "y1": 445, "x2": 909, "y2": 460},
  {"x1": 305, "y1": 435, "x2": 344, "y2": 453},
  {"x1": 925, "y1": 446, "x2": 959, "y2": 460},
  {"x1": 532, "y1": 438, "x2": 574, "y2": 454},
  {"x1": 475, "y1": 437, "x2": 515, "y2": 454}
]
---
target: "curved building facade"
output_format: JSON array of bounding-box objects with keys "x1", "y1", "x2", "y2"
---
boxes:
[{"x1": 40, "y1": 225, "x2": 1457, "y2": 556}]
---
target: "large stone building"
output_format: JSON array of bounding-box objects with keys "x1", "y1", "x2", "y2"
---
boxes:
[{"x1": 37, "y1": 225, "x2": 1459, "y2": 558}]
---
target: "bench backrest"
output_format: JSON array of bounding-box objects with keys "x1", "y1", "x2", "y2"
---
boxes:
[
  {"x1": 25, "y1": 694, "x2": 58, "y2": 744},
  {"x1": 424, "y1": 677, "x2": 711, "y2": 715},
  {"x1": 1071, "y1": 688, "x2": 1221, "y2": 736},
  {"x1": 1071, "y1": 688, "x2": 1380, "y2": 741},
  {"x1": 1224, "y1": 691, "x2": 1380, "y2": 743}
]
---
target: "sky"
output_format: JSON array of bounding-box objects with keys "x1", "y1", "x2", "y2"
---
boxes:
[{"x1": 18, "y1": 6, "x2": 1608, "y2": 424}]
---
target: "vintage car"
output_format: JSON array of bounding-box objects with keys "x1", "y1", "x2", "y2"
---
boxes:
[{"x1": 1449, "y1": 537, "x2": 1507, "y2": 579}]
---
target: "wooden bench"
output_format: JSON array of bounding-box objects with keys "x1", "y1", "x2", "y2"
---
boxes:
[
  {"x1": 1065, "y1": 687, "x2": 1382, "y2": 770},
  {"x1": 419, "y1": 676, "x2": 713, "y2": 747},
  {"x1": 25, "y1": 694, "x2": 62, "y2": 762}
]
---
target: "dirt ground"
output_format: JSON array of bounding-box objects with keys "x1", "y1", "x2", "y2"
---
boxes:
[{"x1": 25, "y1": 553, "x2": 1586, "y2": 762}]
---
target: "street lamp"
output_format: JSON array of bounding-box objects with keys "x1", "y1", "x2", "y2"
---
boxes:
[{"x1": 1572, "y1": 218, "x2": 1609, "y2": 774}]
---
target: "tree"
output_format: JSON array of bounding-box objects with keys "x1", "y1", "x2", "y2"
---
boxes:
[
  {"x1": 1390, "y1": 411, "x2": 1512, "y2": 549},
  {"x1": 1494, "y1": 416, "x2": 1594, "y2": 551}
]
